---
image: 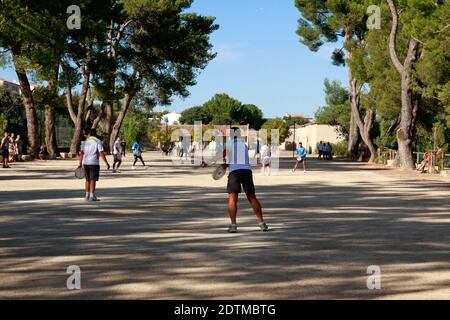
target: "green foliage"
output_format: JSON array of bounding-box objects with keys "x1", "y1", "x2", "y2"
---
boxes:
[
  {"x1": 332, "y1": 141, "x2": 348, "y2": 156},
  {"x1": 374, "y1": 119, "x2": 398, "y2": 150},
  {"x1": 0, "y1": 86, "x2": 26, "y2": 133},
  {"x1": 120, "y1": 109, "x2": 150, "y2": 148},
  {"x1": 261, "y1": 118, "x2": 290, "y2": 142},
  {"x1": 0, "y1": 0, "x2": 219, "y2": 153},
  {"x1": 180, "y1": 93, "x2": 264, "y2": 129},
  {"x1": 202, "y1": 93, "x2": 240, "y2": 125},
  {"x1": 284, "y1": 116, "x2": 309, "y2": 127},
  {"x1": 314, "y1": 79, "x2": 351, "y2": 138},
  {"x1": 415, "y1": 121, "x2": 449, "y2": 153},
  {"x1": 180, "y1": 106, "x2": 212, "y2": 125},
  {"x1": 230, "y1": 104, "x2": 265, "y2": 130},
  {"x1": 147, "y1": 120, "x2": 174, "y2": 149},
  {"x1": 0, "y1": 113, "x2": 8, "y2": 133},
  {"x1": 295, "y1": 0, "x2": 368, "y2": 64},
  {"x1": 298, "y1": 0, "x2": 450, "y2": 160}
]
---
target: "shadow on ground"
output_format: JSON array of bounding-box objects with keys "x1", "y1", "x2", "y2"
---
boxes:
[{"x1": 0, "y1": 159, "x2": 449, "y2": 299}]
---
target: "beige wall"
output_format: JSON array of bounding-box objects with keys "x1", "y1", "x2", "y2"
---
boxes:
[
  {"x1": 0, "y1": 79, "x2": 21, "y2": 94},
  {"x1": 289, "y1": 124, "x2": 344, "y2": 153}
]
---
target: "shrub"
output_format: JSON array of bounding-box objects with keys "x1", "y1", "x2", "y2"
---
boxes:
[{"x1": 332, "y1": 141, "x2": 347, "y2": 156}]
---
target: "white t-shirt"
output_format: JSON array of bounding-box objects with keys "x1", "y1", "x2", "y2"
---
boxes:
[
  {"x1": 82, "y1": 137, "x2": 104, "y2": 166},
  {"x1": 226, "y1": 139, "x2": 251, "y2": 173},
  {"x1": 261, "y1": 145, "x2": 271, "y2": 158},
  {"x1": 113, "y1": 141, "x2": 121, "y2": 155}
]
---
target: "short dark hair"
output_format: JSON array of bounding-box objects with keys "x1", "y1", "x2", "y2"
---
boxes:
[
  {"x1": 230, "y1": 127, "x2": 241, "y2": 139},
  {"x1": 89, "y1": 129, "x2": 97, "y2": 137}
]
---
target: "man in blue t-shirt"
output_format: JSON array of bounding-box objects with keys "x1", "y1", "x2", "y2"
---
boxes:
[
  {"x1": 132, "y1": 140, "x2": 146, "y2": 169},
  {"x1": 224, "y1": 127, "x2": 269, "y2": 233},
  {"x1": 293, "y1": 142, "x2": 307, "y2": 174}
]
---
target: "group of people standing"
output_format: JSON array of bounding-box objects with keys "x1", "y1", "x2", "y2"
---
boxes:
[
  {"x1": 1, "y1": 132, "x2": 23, "y2": 168},
  {"x1": 318, "y1": 141, "x2": 333, "y2": 160}
]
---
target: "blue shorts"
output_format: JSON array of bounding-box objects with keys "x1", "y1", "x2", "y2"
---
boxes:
[{"x1": 2, "y1": 149, "x2": 9, "y2": 158}]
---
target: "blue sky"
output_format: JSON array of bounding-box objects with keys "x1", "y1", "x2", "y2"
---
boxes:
[
  {"x1": 0, "y1": 0, "x2": 348, "y2": 119},
  {"x1": 175, "y1": 0, "x2": 348, "y2": 118}
]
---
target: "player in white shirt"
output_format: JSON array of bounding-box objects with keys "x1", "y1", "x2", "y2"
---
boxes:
[
  {"x1": 78, "y1": 129, "x2": 110, "y2": 201},
  {"x1": 260, "y1": 144, "x2": 271, "y2": 176},
  {"x1": 224, "y1": 128, "x2": 269, "y2": 233},
  {"x1": 112, "y1": 137, "x2": 122, "y2": 173}
]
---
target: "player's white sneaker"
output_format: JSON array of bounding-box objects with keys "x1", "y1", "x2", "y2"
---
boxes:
[{"x1": 132, "y1": 166, "x2": 136, "y2": 170}]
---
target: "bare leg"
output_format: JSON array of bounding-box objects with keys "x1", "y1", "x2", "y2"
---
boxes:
[
  {"x1": 246, "y1": 193, "x2": 264, "y2": 223},
  {"x1": 293, "y1": 160, "x2": 299, "y2": 172},
  {"x1": 85, "y1": 180, "x2": 90, "y2": 193},
  {"x1": 228, "y1": 193, "x2": 238, "y2": 225},
  {"x1": 303, "y1": 160, "x2": 307, "y2": 172},
  {"x1": 116, "y1": 160, "x2": 122, "y2": 170},
  {"x1": 89, "y1": 181, "x2": 96, "y2": 193}
]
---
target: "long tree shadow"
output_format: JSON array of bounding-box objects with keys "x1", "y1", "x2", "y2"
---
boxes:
[{"x1": 0, "y1": 176, "x2": 449, "y2": 299}]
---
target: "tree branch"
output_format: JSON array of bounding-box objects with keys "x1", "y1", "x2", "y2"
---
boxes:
[
  {"x1": 62, "y1": 63, "x2": 77, "y2": 124},
  {"x1": 387, "y1": 0, "x2": 404, "y2": 74},
  {"x1": 434, "y1": 23, "x2": 450, "y2": 34}
]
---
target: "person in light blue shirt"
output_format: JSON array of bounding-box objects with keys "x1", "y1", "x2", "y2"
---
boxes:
[
  {"x1": 224, "y1": 127, "x2": 269, "y2": 233},
  {"x1": 293, "y1": 142, "x2": 307, "y2": 173},
  {"x1": 132, "y1": 140, "x2": 146, "y2": 169}
]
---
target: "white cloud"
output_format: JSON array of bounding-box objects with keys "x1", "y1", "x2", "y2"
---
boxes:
[{"x1": 214, "y1": 43, "x2": 249, "y2": 64}]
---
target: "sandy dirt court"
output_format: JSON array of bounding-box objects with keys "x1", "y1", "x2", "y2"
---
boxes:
[{"x1": 0, "y1": 152, "x2": 449, "y2": 299}]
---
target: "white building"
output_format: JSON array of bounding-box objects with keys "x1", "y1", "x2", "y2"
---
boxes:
[
  {"x1": 161, "y1": 112, "x2": 182, "y2": 125},
  {"x1": 285, "y1": 123, "x2": 345, "y2": 154}
]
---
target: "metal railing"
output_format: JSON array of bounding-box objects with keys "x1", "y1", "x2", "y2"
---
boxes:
[
  {"x1": 377, "y1": 147, "x2": 449, "y2": 173},
  {"x1": 376, "y1": 147, "x2": 397, "y2": 165},
  {"x1": 414, "y1": 151, "x2": 450, "y2": 173}
]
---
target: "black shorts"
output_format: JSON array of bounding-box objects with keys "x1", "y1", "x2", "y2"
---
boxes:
[
  {"x1": 2, "y1": 149, "x2": 9, "y2": 158},
  {"x1": 227, "y1": 169, "x2": 256, "y2": 195},
  {"x1": 84, "y1": 165, "x2": 100, "y2": 181}
]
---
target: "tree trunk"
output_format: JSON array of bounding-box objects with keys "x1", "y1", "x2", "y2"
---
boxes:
[
  {"x1": 362, "y1": 108, "x2": 376, "y2": 163},
  {"x1": 44, "y1": 70, "x2": 60, "y2": 159},
  {"x1": 103, "y1": 103, "x2": 114, "y2": 154},
  {"x1": 11, "y1": 45, "x2": 39, "y2": 158},
  {"x1": 109, "y1": 93, "x2": 133, "y2": 149},
  {"x1": 344, "y1": 29, "x2": 376, "y2": 163},
  {"x1": 69, "y1": 68, "x2": 91, "y2": 156},
  {"x1": 347, "y1": 113, "x2": 360, "y2": 157},
  {"x1": 61, "y1": 63, "x2": 77, "y2": 125},
  {"x1": 91, "y1": 103, "x2": 106, "y2": 130},
  {"x1": 396, "y1": 50, "x2": 419, "y2": 169},
  {"x1": 388, "y1": 0, "x2": 420, "y2": 170},
  {"x1": 349, "y1": 78, "x2": 377, "y2": 163},
  {"x1": 44, "y1": 105, "x2": 58, "y2": 159},
  {"x1": 84, "y1": 89, "x2": 95, "y2": 128}
]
